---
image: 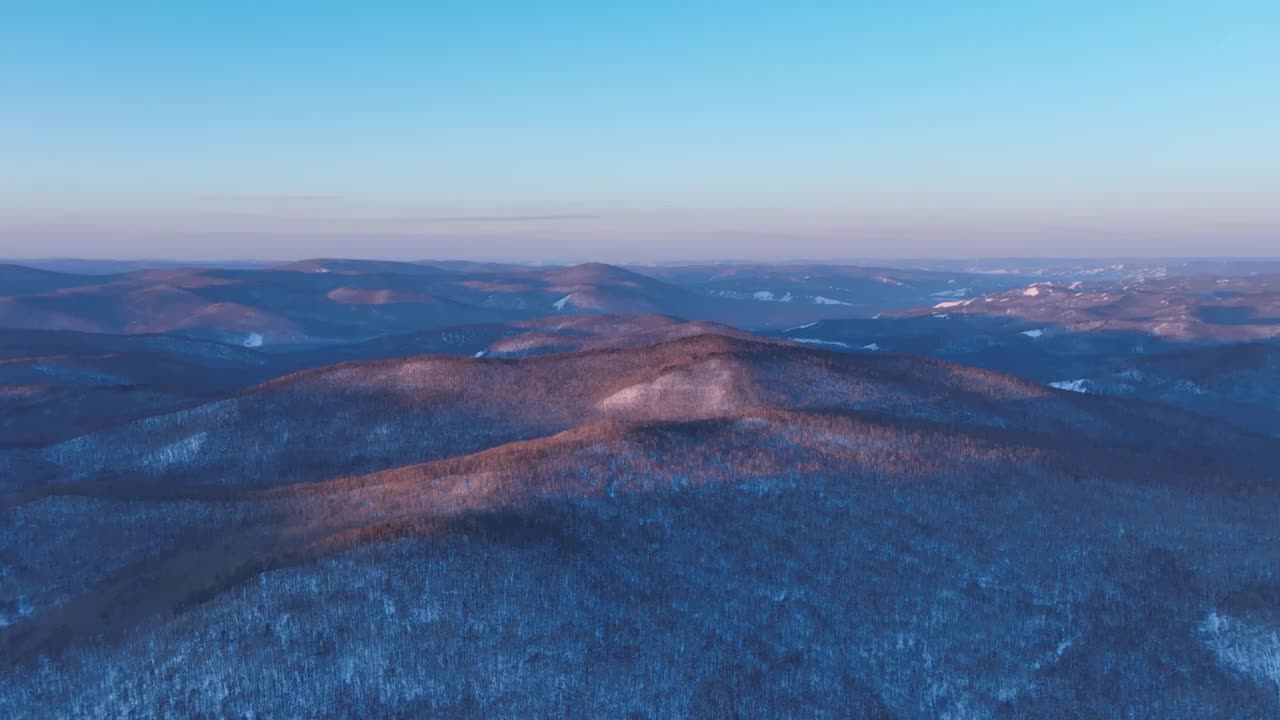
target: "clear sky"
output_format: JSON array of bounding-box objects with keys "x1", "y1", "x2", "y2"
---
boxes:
[{"x1": 1, "y1": 1, "x2": 1277, "y2": 261}]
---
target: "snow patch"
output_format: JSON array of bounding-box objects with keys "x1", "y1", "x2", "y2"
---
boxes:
[
  {"x1": 0, "y1": 598, "x2": 34, "y2": 628},
  {"x1": 1022, "y1": 287, "x2": 1043, "y2": 297},
  {"x1": 753, "y1": 290, "x2": 797, "y2": 302},
  {"x1": 933, "y1": 300, "x2": 967, "y2": 309},
  {"x1": 782, "y1": 321, "x2": 819, "y2": 333},
  {"x1": 597, "y1": 359, "x2": 742, "y2": 418},
  {"x1": 1174, "y1": 379, "x2": 1208, "y2": 395},
  {"x1": 791, "y1": 338, "x2": 851, "y2": 348},
  {"x1": 861, "y1": 343, "x2": 881, "y2": 351},
  {"x1": 472, "y1": 350, "x2": 487, "y2": 358},
  {"x1": 1200, "y1": 611, "x2": 1280, "y2": 693},
  {"x1": 242, "y1": 332, "x2": 264, "y2": 348},
  {"x1": 552, "y1": 294, "x2": 572, "y2": 310},
  {"x1": 1020, "y1": 329, "x2": 1045, "y2": 338},
  {"x1": 812, "y1": 296, "x2": 852, "y2": 305},
  {"x1": 144, "y1": 432, "x2": 209, "y2": 469},
  {"x1": 931, "y1": 288, "x2": 971, "y2": 298},
  {"x1": 1049, "y1": 379, "x2": 1091, "y2": 393}
]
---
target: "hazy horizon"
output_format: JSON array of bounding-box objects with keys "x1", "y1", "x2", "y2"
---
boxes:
[{"x1": 8, "y1": 254, "x2": 1280, "y2": 269}]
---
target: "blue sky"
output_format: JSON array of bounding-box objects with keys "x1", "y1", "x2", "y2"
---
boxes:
[{"x1": 1, "y1": 1, "x2": 1277, "y2": 260}]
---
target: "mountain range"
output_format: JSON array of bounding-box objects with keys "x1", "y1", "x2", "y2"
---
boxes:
[{"x1": 2, "y1": 258, "x2": 1279, "y2": 718}]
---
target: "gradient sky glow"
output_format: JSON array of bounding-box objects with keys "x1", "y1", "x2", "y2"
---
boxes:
[{"x1": 2, "y1": 1, "x2": 1277, "y2": 261}]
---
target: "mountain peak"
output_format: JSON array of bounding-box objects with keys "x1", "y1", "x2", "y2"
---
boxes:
[{"x1": 542, "y1": 262, "x2": 653, "y2": 285}]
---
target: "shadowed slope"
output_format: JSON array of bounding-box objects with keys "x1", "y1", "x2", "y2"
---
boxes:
[{"x1": 4, "y1": 406, "x2": 1277, "y2": 717}]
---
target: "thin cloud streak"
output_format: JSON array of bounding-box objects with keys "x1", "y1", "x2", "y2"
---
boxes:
[{"x1": 404, "y1": 214, "x2": 600, "y2": 223}]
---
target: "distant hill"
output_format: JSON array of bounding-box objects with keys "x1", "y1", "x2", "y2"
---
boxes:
[
  {"x1": 901, "y1": 276, "x2": 1280, "y2": 342},
  {"x1": 0, "y1": 261, "x2": 1041, "y2": 345},
  {"x1": 633, "y1": 263, "x2": 1031, "y2": 314},
  {"x1": 0, "y1": 262, "x2": 844, "y2": 345},
  {"x1": 273, "y1": 258, "x2": 452, "y2": 276},
  {"x1": 768, "y1": 313, "x2": 1280, "y2": 435}
]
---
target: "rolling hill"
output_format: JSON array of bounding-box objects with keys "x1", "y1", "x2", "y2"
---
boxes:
[
  {"x1": 4, "y1": 262, "x2": 1280, "y2": 718},
  {"x1": 634, "y1": 263, "x2": 1031, "y2": 315},
  {"x1": 3, "y1": 333, "x2": 1278, "y2": 718},
  {"x1": 0, "y1": 261, "x2": 1040, "y2": 346},
  {"x1": 0, "y1": 316, "x2": 751, "y2": 448},
  {"x1": 905, "y1": 276, "x2": 1280, "y2": 342},
  {"x1": 770, "y1": 314, "x2": 1280, "y2": 435},
  {"x1": 15, "y1": 333, "x2": 1273, "y2": 493}
]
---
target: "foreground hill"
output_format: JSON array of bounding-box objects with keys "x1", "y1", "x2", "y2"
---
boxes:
[
  {"x1": 2, "y1": 336, "x2": 1278, "y2": 716},
  {"x1": 13, "y1": 334, "x2": 1272, "y2": 494}
]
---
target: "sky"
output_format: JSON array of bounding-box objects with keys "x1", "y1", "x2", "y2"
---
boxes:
[{"x1": 1, "y1": 1, "x2": 1277, "y2": 261}]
